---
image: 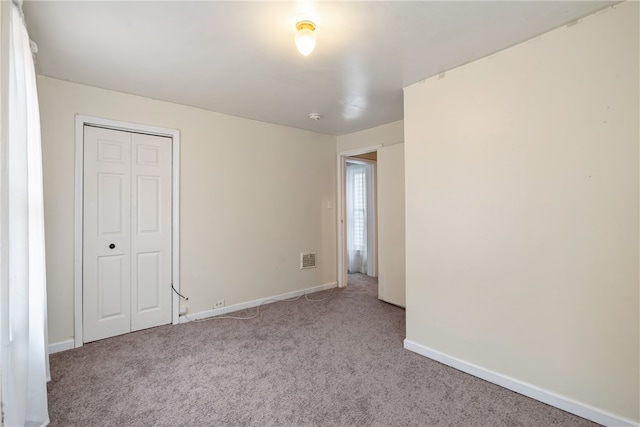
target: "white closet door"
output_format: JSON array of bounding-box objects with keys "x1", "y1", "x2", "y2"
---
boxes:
[
  {"x1": 83, "y1": 126, "x2": 172, "y2": 343},
  {"x1": 377, "y1": 144, "x2": 406, "y2": 307},
  {"x1": 130, "y1": 133, "x2": 172, "y2": 331},
  {"x1": 83, "y1": 126, "x2": 132, "y2": 342}
]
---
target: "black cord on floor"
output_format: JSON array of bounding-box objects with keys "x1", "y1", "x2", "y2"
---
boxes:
[{"x1": 172, "y1": 284, "x2": 188, "y2": 300}]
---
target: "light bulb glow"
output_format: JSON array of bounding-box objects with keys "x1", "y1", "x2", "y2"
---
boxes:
[{"x1": 295, "y1": 21, "x2": 316, "y2": 56}]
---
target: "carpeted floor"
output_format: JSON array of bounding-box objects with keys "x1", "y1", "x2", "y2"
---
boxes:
[{"x1": 47, "y1": 274, "x2": 598, "y2": 426}]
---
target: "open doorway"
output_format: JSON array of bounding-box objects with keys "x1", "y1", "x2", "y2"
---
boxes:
[
  {"x1": 337, "y1": 143, "x2": 405, "y2": 307},
  {"x1": 339, "y1": 150, "x2": 378, "y2": 293}
]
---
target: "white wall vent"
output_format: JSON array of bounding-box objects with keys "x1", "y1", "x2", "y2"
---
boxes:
[{"x1": 300, "y1": 252, "x2": 317, "y2": 269}]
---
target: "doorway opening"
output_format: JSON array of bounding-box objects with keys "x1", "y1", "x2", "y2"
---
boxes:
[{"x1": 337, "y1": 148, "x2": 379, "y2": 294}]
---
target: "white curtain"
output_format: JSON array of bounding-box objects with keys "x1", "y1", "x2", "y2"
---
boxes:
[
  {"x1": 345, "y1": 161, "x2": 376, "y2": 276},
  {"x1": 1, "y1": 1, "x2": 50, "y2": 426}
]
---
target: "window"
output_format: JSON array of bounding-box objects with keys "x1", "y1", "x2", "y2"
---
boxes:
[{"x1": 352, "y1": 169, "x2": 366, "y2": 251}]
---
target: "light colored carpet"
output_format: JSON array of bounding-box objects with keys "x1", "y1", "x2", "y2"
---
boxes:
[{"x1": 47, "y1": 274, "x2": 598, "y2": 426}]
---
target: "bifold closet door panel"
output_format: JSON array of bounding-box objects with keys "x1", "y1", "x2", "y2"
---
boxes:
[
  {"x1": 130, "y1": 132, "x2": 172, "y2": 332},
  {"x1": 83, "y1": 126, "x2": 132, "y2": 343}
]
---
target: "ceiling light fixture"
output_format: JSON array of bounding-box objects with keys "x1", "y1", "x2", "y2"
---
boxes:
[{"x1": 295, "y1": 20, "x2": 316, "y2": 56}]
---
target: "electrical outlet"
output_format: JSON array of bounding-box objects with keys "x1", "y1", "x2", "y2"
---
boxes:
[
  {"x1": 179, "y1": 306, "x2": 187, "y2": 315},
  {"x1": 214, "y1": 299, "x2": 225, "y2": 309}
]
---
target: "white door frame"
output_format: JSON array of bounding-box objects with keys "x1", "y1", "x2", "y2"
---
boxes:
[
  {"x1": 336, "y1": 145, "x2": 381, "y2": 288},
  {"x1": 74, "y1": 115, "x2": 180, "y2": 348}
]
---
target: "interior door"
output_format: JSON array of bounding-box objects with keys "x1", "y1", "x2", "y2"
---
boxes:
[
  {"x1": 130, "y1": 132, "x2": 172, "y2": 331},
  {"x1": 376, "y1": 144, "x2": 405, "y2": 307},
  {"x1": 83, "y1": 126, "x2": 132, "y2": 342},
  {"x1": 83, "y1": 126, "x2": 172, "y2": 343}
]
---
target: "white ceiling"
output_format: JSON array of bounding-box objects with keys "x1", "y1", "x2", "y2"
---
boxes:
[{"x1": 24, "y1": 1, "x2": 614, "y2": 136}]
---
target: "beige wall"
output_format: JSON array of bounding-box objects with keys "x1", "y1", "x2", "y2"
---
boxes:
[
  {"x1": 38, "y1": 76, "x2": 337, "y2": 345},
  {"x1": 337, "y1": 121, "x2": 406, "y2": 306},
  {"x1": 337, "y1": 120, "x2": 403, "y2": 153},
  {"x1": 404, "y1": 2, "x2": 639, "y2": 423}
]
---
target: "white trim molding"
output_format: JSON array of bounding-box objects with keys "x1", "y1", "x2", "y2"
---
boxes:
[
  {"x1": 179, "y1": 282, "x2": 337, "y2": 324},
  {"x1": 74, "y1": 115, "x2": 181, "y2": 348},
  {"x1": 48, "y1": 339, "x2": 74, "y2": 355},
  {"x1": 404, "y1": 339, "x2": 638, "y2": 427}
]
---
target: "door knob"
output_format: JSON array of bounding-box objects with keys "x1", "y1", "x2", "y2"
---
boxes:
[{"x1": 109, "y1": 243, "x2": 115, "y2": 249}]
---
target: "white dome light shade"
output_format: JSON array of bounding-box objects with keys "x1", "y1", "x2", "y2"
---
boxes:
[{"x1": 295, "y1": 21, "x2": 316, "y2": 56}]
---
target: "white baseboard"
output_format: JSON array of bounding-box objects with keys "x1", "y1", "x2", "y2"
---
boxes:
[
  {"x1": 403, "y1": 339, "x2": 638, "y2": 427},
  {"x1": 178, "y1": 282, "x2": 337, "y2": 324},
  {"x1": 48, "y1": 339, "x2": 75, "y2": 354}
]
